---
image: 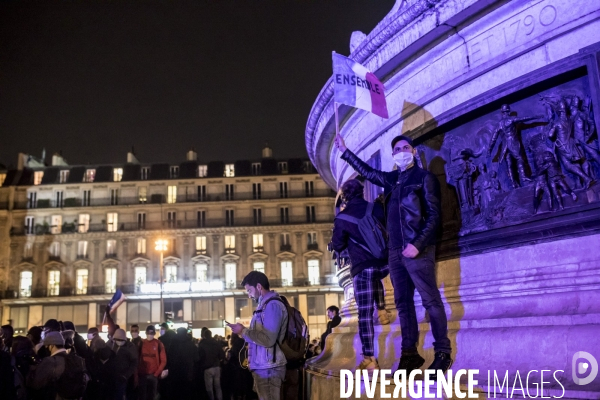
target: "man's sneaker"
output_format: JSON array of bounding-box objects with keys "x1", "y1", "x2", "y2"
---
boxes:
[
  {"x1": 395, "y1": 353, "x2": 425, "y2": 375},
  {"x1": 427, "y1": 351, "x2": 453, "y2": 374},
  {"x1": 357, "y1": 356, "x2": 379, "y2": 373},
  {"x1": 376, "y1": 309, "x2": 390, "y2": 325}
]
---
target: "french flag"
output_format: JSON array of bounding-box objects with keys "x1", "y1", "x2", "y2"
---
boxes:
[
  {"x1": 332, "y1": 52, "x2": 388, "y2": 119},
  {"x1": 108, "y1": 289, "x2": 126, "y2": 312}
]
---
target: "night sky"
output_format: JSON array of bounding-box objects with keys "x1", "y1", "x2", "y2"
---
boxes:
[{"x1": 0, "y1": 0, "x2": 395, "y2": 168}]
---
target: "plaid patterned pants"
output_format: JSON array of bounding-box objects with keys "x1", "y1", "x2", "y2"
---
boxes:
[{"x1": 353, "y1": 266, "x2": 389, "y2": 356}]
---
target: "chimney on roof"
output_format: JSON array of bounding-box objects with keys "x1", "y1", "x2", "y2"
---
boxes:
[
  {"x1": 262, "y1": 142, "x2": 273, "y2": 159},
  {"x1": 52, "y1": 153, "x2": 68, "y2": 166},
  {"x1": 127, "y1": 146, "x2": 139, "y2": 164},
  {"x1": 186, "y1": 148, "x2": 198, "y2": 161}
]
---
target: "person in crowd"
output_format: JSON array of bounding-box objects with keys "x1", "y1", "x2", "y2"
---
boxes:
[
  {"x1": 26, "y1": 331, "x2": 67, "y2": 399},
  {"x1": 0, "y1": 341, "x2": 15, "y2": 399},
  {"x1": 335, "y1": 134, "x2": 452, "y2": 374},
  {"x1": 63, "y1": 321, "x2": 87, "y2": 358},
  {"x1": 27, "y1": 326, "x2": 43, "y2": 354},
  {"x1": 38, "y1": 319, "x2": 61, "y2": 359},
  {"x1": 198, "y1": 329, "x2": 225, "y2": 400},
  {"x1": 320, "y1": 305, "x2": 343, "y2": 352},
  {"x1": 1, "y1": 324, "x2": 14, "y2": 353},
  {"x1": 61, "y1": 330, "x2": 75, "y2": 354},
  {"x1": 127, "y1": 324, "x2": 143, "y2": 400},
  {"x1": 130, "y1": 324, "x2": 143, "y2": 350},
  {"x1": 157, "y1": 323, "x2": 175, "y2": 400},
  {"x1": 168, "y1": 327, "x2": 198, "y2": 400},
  {"x1": 228, "y1": 271, "x2": 288, "y2": 400},
  {"x1": 138, "y1": 325, "x2": 166, "y2": 400},
  {"x1": 93, "y1": 346, "x2": 118, "y2": 400},
  {"x1": 107, "y1": 328, "x2": 139, "y2": 400},
  {"x1": 10, "y1": 336, "x2": 36, "y2": 400},
  {"x1": 87, "y1": 327, "x2": 106, "y2": 353},
  {"x1": 331, "y1": 178, "x2": 391, "y2": 371}
]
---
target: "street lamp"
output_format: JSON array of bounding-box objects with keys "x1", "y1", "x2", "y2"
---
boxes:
[{"x1": 155, "y1": 239, "x2": 168, "y2": 323}]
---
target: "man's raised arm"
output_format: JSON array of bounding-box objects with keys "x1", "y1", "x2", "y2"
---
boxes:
[{"x1": 334, "y1": 134, "x2": 388, "y2": 188}]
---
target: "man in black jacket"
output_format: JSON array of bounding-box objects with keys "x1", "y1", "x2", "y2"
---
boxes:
[
  {"x1": 331, "y1": 179, "x2": 390, "y2": 372},
  {"x1": 320, "y1": 305, "x2": 342, "y2": 352},
  {"x1": 335, "y1": 134, "x2": 452, "y2": 374},
  {"x1": 198, "y1": 329, "x2": 225, "y2": 400}
]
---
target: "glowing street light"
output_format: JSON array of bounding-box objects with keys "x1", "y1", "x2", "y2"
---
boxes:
[{"x1": 155, "y1": 239, "x2": 168, "y2": 323}]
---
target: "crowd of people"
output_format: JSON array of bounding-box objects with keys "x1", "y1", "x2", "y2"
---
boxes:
[{"x1": 0, "y1": 317, "x2": 258, "y2": 400}]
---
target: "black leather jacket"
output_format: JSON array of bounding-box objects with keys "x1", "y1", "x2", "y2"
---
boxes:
[
  {"x1": 341, "y1": 149, "x2": 441, "y2": 251},
  {"x1": 331, "y1": 197, "x2": 387, "y2": 277}
]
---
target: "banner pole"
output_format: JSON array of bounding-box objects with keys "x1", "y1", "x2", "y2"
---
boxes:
[{"x1": 334, "y1": 102, "x2": 340, "y2": 137}]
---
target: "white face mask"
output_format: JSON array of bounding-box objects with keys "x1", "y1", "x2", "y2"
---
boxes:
[
  {"x1": 131, "y1": 332, "x2": 139, "y2": 339},
  {"x1": 147, "y1": 334, "x2": 155, "y2": 341},
  {"x1": 392, "y1": 152, "x2": 414, "y2": 169},
  {"x1": 87, "y1": 333, "x2": 94, "y2": 340},
  {"x1": 160, "y1": 329, "x2": 165, "y2": 336},
  {"x1": 41, "y1": 331, "x2": 46, "y2": 341},
  {"x1": 115, "y1": 340, "x2": 125, "y2": 347}
]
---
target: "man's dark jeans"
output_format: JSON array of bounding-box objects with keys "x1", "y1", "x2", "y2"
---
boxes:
[{"x1": 388, "y1": 245, "x2": 451, "y2": 355}]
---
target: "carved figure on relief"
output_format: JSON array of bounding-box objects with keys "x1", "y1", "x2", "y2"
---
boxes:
[
  {"x1": 529, "y1": 134, "x2": 577, "y2": 213},
  {"x1": 486, "y1": 104, "x2": 544, "y2": 188},
  {"x1": 541, "y1": 97, "x2": 594, "y2": 189},
  {"x1": 445, "y1": 148, "x2": 482, "y2": 209},
  {"x1": 474, "y1": 164, "x2": 501, "y2": 210},
  {"x1": 568, "y1": 96, "x2": 600, "y2": 175}
]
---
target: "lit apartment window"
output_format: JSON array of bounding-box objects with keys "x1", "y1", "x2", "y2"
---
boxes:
[
  {"x1": 137, "y1": 238, "x2": 146, "y2": 255},
  {"x1": 51, "y1": 215, "x2": 62, "y2": 234},
  {"x1": 141, "y1": 167, "x2": 150, "y2": 180},
  {"x1": 253, "y1": 234, "x2": 264, "y2": 252},
  {"x1": 308, "y1": 260, "x2": 320, "y2": 285},
  {"x1": 34, "y1": 171, "x2": 44, "y2": 185},
  {"x1": 197, "y1": 210, "x2": 206, "y2": 228},
  {"x1": 139, "y1": 187, "x2": 147, "y2": 204},
  {"x1": 225, "y1": 235, "x2": 235, "y2": 253},
  {"x1": 167, "y1": 186, "x2": 177, "y2": 204},
  {"x1": 113, "y1": 168, "x2": 123, "y2": 182},
  {"x1": 253, "y1": 183, "x2": 261, "y2": 199},
  {"x1": 281, "y1": 261, "x2": 293, "y2": 286},
  {"x1": 48, "y1": 270, "x2": 60, "y2": 296},
  {"x1": 198, "y1": 185, "x2": 206, "y2": 201},
  {"x1": 135, "y1": 267, "x2": 147, "y2": 287},
  {"x1": 170, "y1": 166, "x2": 179, "y2": 178},
  {"x1": 305, "y1": 181, "x2": 314, "y2": 197},
  {"x1": 253, "y1": 262, "x2": 265, "y2": 273},
  {"x1": 110, "y1": 188, "x2": 119, "y2": 205},
  {"x1": 196, "y1": 236, "x2": 207, "y2": 253},
  {"x1": 0, "y1": 173, "x2": 6, "y2": 186},
  {"x1": 59, "y1": 170, "x2": 69, "y2": 183},
  {"x1": 252, "y1": 163, "x2": 261, "y2": 175},
  {"x1": 27, "y1": 192, "x2": 37, "y2": 209},
  {"x1": 25, "y1": 216, "x2": 35, "y2": 235},
  {"x1": 225, "y1": 209, "x2": 234, "y2": 226},
  {"x1": 76, "y1": 269, "x2": 88, "y2": 295},
  {"x1": 279, "y1": 182, "x2": 288, "y2": 198},
  {"x1": 196, "y1": 263, "x2": 208, "y2": 283},
  {"x1": 107, "y1": 213, "x2": 118, "y2": 232},
  {"x1": 77, "y1": 241, "x2": 88, "y2": 258},
  {"x1": 306, "y1": 206, "x2": 316, "y2": 223},
  {"x1": 105, "y1": 268, "x2": 117, "y2": 293},
  {"x1": 78, "y1": 214, "x2": 90, "y2": 233},
  {"x1": 167, "y1": 211, "x2": 177, "y2": 228},
  {"x1": 198, "y1": 165, "x2": 207, "y2": 177},
  {"x1": 253, "y1": 208, "x2": 262, "y2": 225},
  {"x1": 224, "y1": 164, "x2": 235, "y2": 177},
  {"x1": 278, "y1": 162, "x2": 288, "y2": 174},
  {"x1": 23, "y1": 242, "x2": 33, "y2": 258},
  {"x1": 307, "y1": 232, "x2": 317, "y2": 245},
  {"x1": 49, "y1": 242, "x2": 61, "y2": 258},
  {"x1": 106, "y1": 239, "x2": 117, "y2": 256},
  {"x1": 280, "y1": 207, "x2": 289, "y2": 224},
  {"x1": 20, "y1": 271, "x2": 32, "y2": 298},
  {"x1": 225, "y1": 184, "x2": 234, "y2": 201},
  {"x1": 137, "y1": 212, "x2": 146, "y2": 229},
  {"x1": 82, "y1": 190, "x2": 91, "y2": 207},
  {"x1": 165, "y1": 265, "x2": 177, "y2": 283},
  {"x1": 225, "y1": 262, "x2": 236, "y2": 288},
  {"x1": 84, "y1": 169, "x2": 95, "y2": 183},
  {"x1": 55, "y1": 191, "x2": 64, "y2": 208}
]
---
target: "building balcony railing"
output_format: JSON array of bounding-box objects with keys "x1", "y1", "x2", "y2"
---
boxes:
[
  {"x1": 12, "y1": 189, "x2": 336, "y2": 210},
  {"x1": 11, "y1": 215, "x2": 333, "y2": 236}
]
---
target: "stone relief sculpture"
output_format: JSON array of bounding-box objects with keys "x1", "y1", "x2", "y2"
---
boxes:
[
  {"x1": 569, "y1": 96, "x2": 600, "y2": 174},
  {"x1": 541, "y1": 97, "x2": 595, "y2": 189},
  {"x1": 445, "y1": 148, "x2": 482, "y2": 209},
  {"x1": 473, "y1": 164, "x2": 501, "y2": 210},
  {"x1": 486, "y1": 104, "x2": 544, "y2": 188},
  {"x1": 529, "y1": 134, "x2": 577, "y2": 213}
]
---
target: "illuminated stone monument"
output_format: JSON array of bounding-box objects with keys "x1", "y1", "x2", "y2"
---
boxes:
[{"x1": 305, "y1": 0, "x2": 600, "y2": 398}]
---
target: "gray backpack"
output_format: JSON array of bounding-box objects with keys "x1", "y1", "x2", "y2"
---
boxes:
[{"x1": 336, "y1": 202, "x2": 388, "y2": 259}]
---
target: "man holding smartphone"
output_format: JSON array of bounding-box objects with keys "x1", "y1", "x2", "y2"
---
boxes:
[{"x1": 227, "y1": 271, "x2": 288, "y2": 400}]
